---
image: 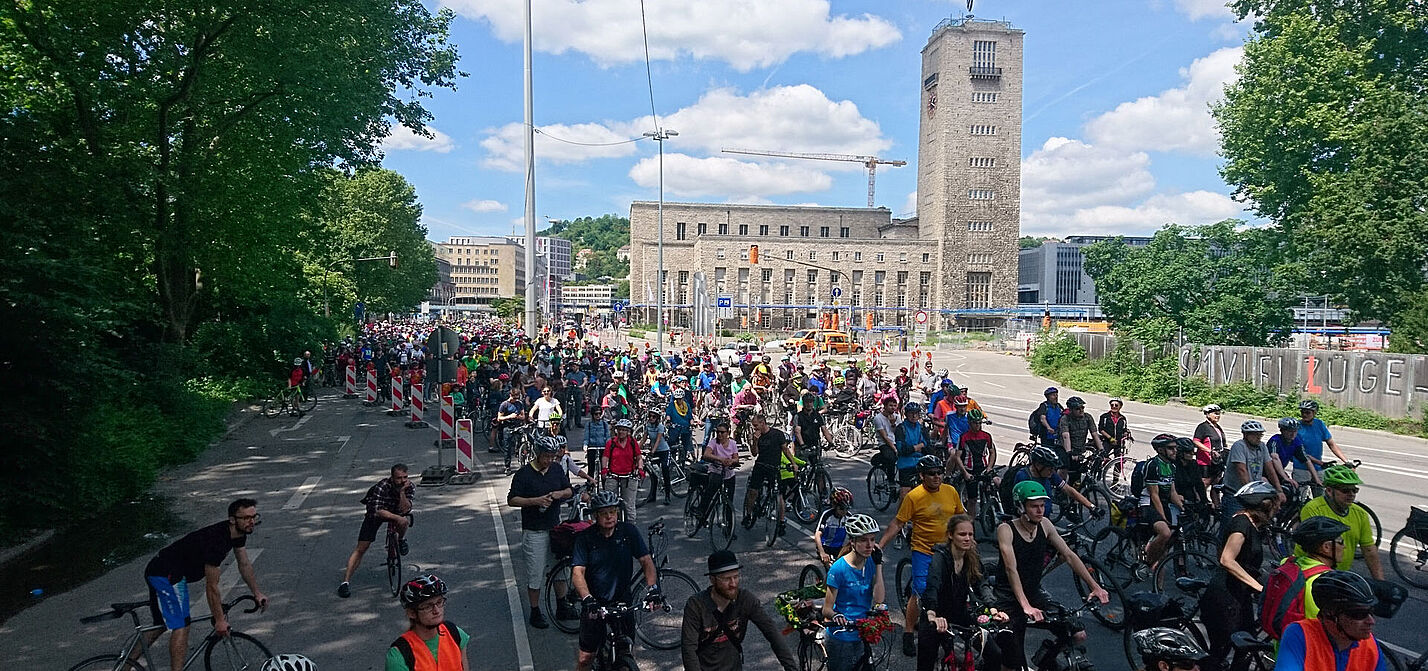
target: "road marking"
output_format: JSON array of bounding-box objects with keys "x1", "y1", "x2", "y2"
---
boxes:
[
  {"x1": 216, "y1": 548, "x2": 263, "y2": 599},
  {"x1": 336, "y1": 435, "x2": 352, "y2": 453},
  {"x1": 283, "y1": 476, "x2": 322, "y2": 510},
  {"x1": 268, "y1": 414, "x2": 311, "y2": 437},
  {"x1": 482, "y1": 475, "x2": 536, "y2": 671}
]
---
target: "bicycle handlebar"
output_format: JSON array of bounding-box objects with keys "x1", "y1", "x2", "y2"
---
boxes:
[{"x1": 225, "y1": 594, "x2": 263, "y2": 615}]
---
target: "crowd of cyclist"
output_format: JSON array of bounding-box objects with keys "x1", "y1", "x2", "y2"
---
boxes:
[{"x1": 126, "y1": 316, "x2": 1409, "y2": 671}]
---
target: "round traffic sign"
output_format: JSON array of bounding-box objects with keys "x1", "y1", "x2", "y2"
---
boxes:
[
  {"x1": 914, "y1": 310, "x2": 928, "y2": 324},
  {"x1": 831, "y1": 287, "x2": 843, "y2": 298}
]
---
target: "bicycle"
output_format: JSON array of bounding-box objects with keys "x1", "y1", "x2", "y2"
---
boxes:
[
  {"x1": 790, "y1": 445, "x2": 835, "y2": 526},
  {"x1": 865, "y1": 456, "x2": 900, "y2": 513},
  {"x1": 1036, "y1": 515, "x2": 1129, "y2": 631},
  {"x1": 745, "y1": 466, "x2": 786, "y2": 548},
  {"x1": 636, "y1": 452, "x2": 689, "y2": 508},
  {"x1": 386, "y1": 512, "x2": 415, "y2": 597},
  {"x1": 586, "y1": 601, "x2": 642, "y2": 671},
  {"x1": 1390, "y1": 504, "x2": 1428, "y2": 588},
  {"x1": 931, "y1": 620, "x2": 1012, "y2": 671},
  {"x1": 261, "y1": 384, "x2": 316, "y2": 418},
  {"x1": 1122, "y1": 577, "x2": 1211, "y2": 670},
  {"x1": 68, "y1": 595, "x2": 271, "y2": 671},
  {"x1": 1267, "y1": 460, "x2": 1383, "y2": 559},
  {"x1": 1386, "y1": 640, "x2": 1427, "y2": 671},
  {"x1": 683, "y1": 462, "x2": 739, "y2": 552},
  {"x1": 1020, "y1": 598, "x2": 1102, "y2": 671},
  {"x1": 795, "y1": 610, "x2": 897, "y2": 671},
  {"x1": 1093, "y1": 506, "x2": 1218, "y2": 591}
]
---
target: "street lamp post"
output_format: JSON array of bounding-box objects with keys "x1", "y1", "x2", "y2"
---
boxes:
[
  {"x1": 323, "y1": 251, "x2": 398, "y2": 319},
  {"x1": 643, "y1": 128, "x2": 677, "y2": 356}
]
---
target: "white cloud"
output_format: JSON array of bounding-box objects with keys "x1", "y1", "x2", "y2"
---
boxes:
[
  {"x1": 461, "y1": 199, "x2": 508, "y2": 213},
  {"x1": 480, "y1": 122, "x2": 640, "y2": 171},
  {"x1": 628, "y1": 153, "x2": 833, "y2": 200},
  {"x1": 1174, "y1": 0, "x2": 1234, "y2": 21},
  {"x1": 381, "y1": 124, "x2": 455, "y2": 153},
  {"x1": 1033, "y1": 191, "x2": 1244, "y2": 236},
  {"x1": 1083, "y1": 46, "x2": 1242, "y2": 156},
  {"x1": 653, "y1": 85, "x2": 892, "y2": 159},
  {"x1": 443, "y1": 0, "x2": 900, "y2": 72},
  {"x1": 902, "y1": 191, "x2": 917, "y2": 217}
]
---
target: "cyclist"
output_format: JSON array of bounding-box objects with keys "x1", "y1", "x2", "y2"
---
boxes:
[
  {"x1": 339, "y1": 464, "x2": 414, "y2": 598},
  {"x1": 895, "y1": 403, "x2": 929, "y2": 499},
  {"x1": 1200, "y1": 481, "x2": 1279, "y2": 671},
  {"x1": 1194, "y1": 404, "x2": 1228, "y2": 509},
  {"x1": 495, "y1": 386, "x2": 528, "y2": 473},
  {"x1": 1263, "y1": 516, "x2": 1352, "y2": 639},
  {"x1": 697, "y1": 420, "x2": 740, "y2": 523},
  {"x1": 288, "y1": 357, "x2": 306, "y2": 390},
  {"x1": 793, "y1": 391, "x2": 834, "y2": 456},
  {"x1": 643, "y1": 407, "x2": 673, "y2": 506},
  {"x1": 742, "y1": 413, "x2": 797, "y2": 536},
  {"x1": 572, "y1": 491, "x2": 661, "y2": 671},
  {"x1": 1222, "y1": 420, "x2": 1286, "y2": 522},
  {"x1": 951, "y1": 409, "x2": 996, "y2": 519},
  {"x1": 814, "y1": 487, "x2": 855, "y2": 566},
  {"x1": 1298, "y1": 464, "x2": 1385, "y2": 580},
  {"x1": 667, "y1": 388, "x2": 696, "y2": 464},
  {"x1": 1002, "y1": 445, "x2": 1098, "y2": 519},
  {"x1": 583, "y1": 405, "x2": 611, "y2": 468},
  {"x1": 879, "y1": 455, "x2": 966, "y2": 657},
  {"x1": 1132, "y1": 628, "x2": 1209, "y2": 671},
  {"x1": 262, "y1": 654, "x2": 318, "y2": 671},
  {"x1": 507, "y1": 437, "x2": 573, "y2": 629},
  {"x1": 140, "y1": 498, "x2": 269, "y2": 671},
  {"x1": 1294, "y1": 399, "x2": 1349, "y2": 488},
  {"x1": 1098, "y1": 398, "x2": 1134, "y2": 453},
  {"x1": 942, "y1": 396, "x2": 972, "y2": 459},
  {"x1": 1270, "y1": 417, "x2": 1324, "y2": 493},
  {"x1": 1058, "y1": 396, "x2": 1103, "y2": 475},
  {"x1": 918, "y1": 514, "x2": 1005, "y2": 671},
  {"x1": 681, "y1": 550, "x2": 800, "y2": 671},
  {"x1": 1030, "y1": 387, "x2": 1063, "y2": 449},
  {"x1": 1139, "y1": 434, "x2": 1184, "y2": 566},
  {"x1": 600, "y1": 418, "x2": 643, "y2": 523},
  {"x1": 563, "y1": 362, "x2": 587, "y2": 428},
  {"x1": 993, "y1": 482, "x2": 1110, "y2": 671},
  {"x1": 1275, "y1": 571, "x2": 1388, "y2": 671},
  {"x1": 387, "y1": 575, "x2": 469, "y2": 671},
  {"x1": 1173, "y1": 437, "x2": 1210, "y2": 509},
  {"x1": 823, "y1": 513, "x2": 888, "y2": 671}
]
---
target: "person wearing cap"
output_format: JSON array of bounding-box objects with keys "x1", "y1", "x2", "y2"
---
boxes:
[
  {"x1": 680, "y1": 550, "x2": 799, "y2": 671},
  {"x1": 572, "y1": 491, "x2": 659, "y2": 671},
  {"x1": 667, "y1": 388, "x2": 696, "y2": 465},
  {"x1": 1222, "y1": 420, "x2": 1285, "y2": 522},
  {"x1": 495, "y1": 386, "x2": 528, "y2": 472},
  {"x1": 1274, "y1": 570, "x2": 1387, "y2": 671},
  {"x1": 507, "y1": 428, "x2": 573, "y2": 629},
  {"x1": 1030, "y1": 387, "x2": 1063, "y2": 450}
]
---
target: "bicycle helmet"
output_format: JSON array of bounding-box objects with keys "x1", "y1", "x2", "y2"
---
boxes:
[
  {"x1": 1322, "y1": 464, "x2": 1363, "y2": 489},
  {"x1": 967, "y1": 409, "x2": 986, "y2": 423},
  {"x1": 550, "y1": 434, "x2": 568, "y2": 451},
  {"x1": 293, "y1": 357, "x2": 304, "y2": 366},
  {"x1": 1132, "y1": 627, "x2": 1209, "y2": 665},
  {"x1": 1278, "y1": 417, "x2": 1297, "y2": 430},
  {"x1": 1203, "y1": 403, "x2": 1222, "y2": 414},
  {"x1": 830, "y1": 487, "x2": 854, "y2": 507},
  {"x1": 1044, "y1": 387, "x2": 1059, "y2": 396},
  {"x1": 1150, "y1": 433, "x2": 1178, "y2": 452},
  {"x1": 844, "y1": 513, "x2": 880, "y2": 537},
  {"x1": 1293, "y1": 516, "x2": 1350, "y2": 551},
  {"x1": 1012, "y1": 480, "x2": 1050, "y2": 505},
  {"x1": 1232, "y1": 481, "x2": 1279, "y2": 508},
  {"x1": 937, "y1": 368, "x2": 949, "y2": 378},
  {"x1": 1065, "y1": 396, "x2": 1086, "y2": 409},
  {"x1": 673, "y1": 389, "x2": 686, "y2": 399},
  {"x1": 1240, "y1": 420, "x2": 1265, "y2": 433},
  {"x1": 261, "y1": 655, "x2": 317, "y2": 671},
  {"x1": 1311, "y1": 570, "x2": 1378, "y2": 613},
  {"x1": 940, "y1": 378, "x2": 954, "y2": 388},
  {"x1": 1029, "y1": 445, "x2": 1063, "y2": 468},
  {"x1": 1174, "y1": 437, "x2": 1199, "y2": 456},
  {"x1": 614, "y1": 419, "x2": 634, "y2": 431},
  {"x1": 902, "y1": 402, "x2": 922, "y2": 415},
  {"x1": 1299, "y1": 399, "x2": 1320, "y2": 411},
  {"x1": 590, "y1": 489, "x2": 622, "y2": 511},
  {"x1": 917, "y1": 455, "x2": 946, "y2": 473},
  {"x1": 399, "y1": 574, "x2": 448, "y2": 608}
]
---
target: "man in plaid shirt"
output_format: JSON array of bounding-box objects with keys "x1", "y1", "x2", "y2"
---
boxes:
[{"x1": 338, "y1": 463, "x2": 413, "y2": 598}]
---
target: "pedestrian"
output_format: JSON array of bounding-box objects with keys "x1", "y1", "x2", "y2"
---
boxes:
[
  {"x1": 506, "y1": 438, "x2": 573, "y2": 629},
  {"x1": 680, "y1": 550, "x2": 799, "y2": 671}
]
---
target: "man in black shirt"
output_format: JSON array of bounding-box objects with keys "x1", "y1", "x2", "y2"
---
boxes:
[
  {"x1": 793, "y1": 392, "x2": 833, "y2": 454},
  {"x1": 571, "y1": 491, "x2": 659, "y2": 671},
  {"x1": 742, "y1": 414, "x2": 797, "y2": 536},
  {"x1": 141, "y1": 498, "x2": 268, "y2": 671},
  {"x1": 508, "y1": 438, "x2": 573, "y2": 629}
]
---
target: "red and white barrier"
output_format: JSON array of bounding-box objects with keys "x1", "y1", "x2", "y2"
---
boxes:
[
  {"x1": 344, "y1": 364, "x2": 358, "y2": 398},
  {"x1": 406, "y1": 382, "x2": 426, "y2": 428},
  {"x1": 364, "y1": 370, "x2": 378, "y2": 405},
  {"x1": 455, "y1": 418, "x2": 474, "y2": 474},
  {"x1": 388, "y1": 380, "x2": 405, "y2": 416},
  {"x1": 439, "y1": 395, "x2": 455, "y2": 444}
]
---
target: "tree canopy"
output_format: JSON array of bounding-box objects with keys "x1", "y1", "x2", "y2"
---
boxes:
[{"x1": 544, "y1": 214, "x2": 632, "y2": 284}]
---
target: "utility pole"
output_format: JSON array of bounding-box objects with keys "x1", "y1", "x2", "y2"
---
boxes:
[{"x1": 521, "y1": 0, "x2": 537, "y2": 337}]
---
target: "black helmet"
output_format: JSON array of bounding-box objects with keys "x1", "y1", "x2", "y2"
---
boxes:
[
  {"x1": 590, "y1": 490, "x2": 622, "y2": 511},
  {"x1": 1293, "y1": 516, "x2": 1350, "y2": 552},
  {"x1": 1132, "y1": 627, "x2": 1209, "y2": 664},
  {"x1": 1173, "y1": 437, "x2": 1198, "y2": 456},
  {"x1": 399, "y1": 574, "x2": 448, "y2": 608},
  {"x1": 1311, "y1": 570, "x2": 1378, "y2": 614},
  {"x1": 1150, "y1": 433, "x2": 1178, "y2": 452},
  {"x1": 1030, "y1": 445, "x2": 1062, "y2": 468},
  {"x1": 917, "y1": 455, "x2": 946, "y2": 473},
  {"x1": 1066, "y1": 396, "x2": 1086, "y2": 409}
]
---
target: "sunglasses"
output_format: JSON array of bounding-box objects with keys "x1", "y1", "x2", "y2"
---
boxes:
[
  {"x1": 1341, "y1": 608, "x2": 1374, "y2": 621},
  {"x1": 922, "y1": 471, "x2": 944, "y2": 477}
]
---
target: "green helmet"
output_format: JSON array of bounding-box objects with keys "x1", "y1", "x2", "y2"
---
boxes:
[
  {"x1": 1012, "y1": 480, "x2": 1050, "y2": 504},
  {"x1": 968, "y1": 409, "x2": 986, "y2": 423},
  {"x1": 1322, "y1": 464, "x2": 1363, "y2": 489}
]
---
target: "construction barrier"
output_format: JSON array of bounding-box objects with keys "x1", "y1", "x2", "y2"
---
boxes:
[
  {"x1": 363, "y1": 370, "x2": 378, "y2": 406},
  {"x1": 406, "y1": 382, "x2": 426, "y2": 428},
  {"x1": 344, "y1": 364, "x2": 358, "y2": 399},
  {"x1": 455, "y1": 419, "x2": 474, "y2": 474},
  {"x1": 439, "y1": 395, "x2": 455, "y2": 445},
  {"x1": 387, "y1": 381, "x2": 405, "y2": 416}
]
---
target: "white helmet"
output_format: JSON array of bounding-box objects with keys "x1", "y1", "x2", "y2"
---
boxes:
[
  {"x1": 844, "y1": 513, "x2": 880, "y2": 537},
  {"x1": 261, "y1": 655, "x2": 317, "y2": 671}
]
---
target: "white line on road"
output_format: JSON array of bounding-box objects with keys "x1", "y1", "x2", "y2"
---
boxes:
[
  {"x1": 283, "y1": 476, "x2": 322, "y2": 510},
  {"x1": 336, "y1": 435, "x2": 352, "y2": 453},
  {"x1": 268, "y1": 414, "x2": 312, "y2": 438},
  {"x1": 216, "y1": 548, "x2": 263, "y2": 600},
  {"x1": 482, "y1": 474, "x2": 535, "y2": 671}
]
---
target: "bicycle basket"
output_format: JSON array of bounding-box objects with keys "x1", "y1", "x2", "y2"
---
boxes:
[
  {"x1": 1407, "y1": 506, "x2": 1428, "y2": 543},
  {"x1": 687, "y1": 462, "x2": 711, "y2": 490}
]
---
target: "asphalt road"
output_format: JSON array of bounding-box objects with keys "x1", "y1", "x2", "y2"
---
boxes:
[{"x1": 10, "y1": 346, "x2": 1428, "y2": 670}]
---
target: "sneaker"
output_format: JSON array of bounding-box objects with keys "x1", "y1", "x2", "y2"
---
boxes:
[
  {"x1": 530, "y1": 609, "x2": 549, "y2": 629},
  {"x1": 337, "y1": 582, "x2": 351, "y2": 598},
  {"x1": 556, "y1": 601, "x2": 579, "y2": 621},
  {"x1": 902, "y1": 632, "x2": 916, "y2": 657},
  {"x1": 399, "y1": 539, "x2": 410, "y2": 556},
  {"x1": 776, "y1": 521, "x2": 787, "y2": 537},
  {"x1": 741, "y1": 515, "x2": 755, "y2": 530},
  {"x1": 664, "y1": 494, "x2": 672, "y2": 505}
]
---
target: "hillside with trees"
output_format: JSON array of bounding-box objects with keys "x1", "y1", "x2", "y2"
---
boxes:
[{"x1": 541, "y1": 214, "x2": 631, "y2": 298}]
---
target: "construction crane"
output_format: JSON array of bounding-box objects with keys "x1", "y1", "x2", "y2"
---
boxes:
[{"x1": 721, "y1": 148, "x2": 907, "y2": 208}]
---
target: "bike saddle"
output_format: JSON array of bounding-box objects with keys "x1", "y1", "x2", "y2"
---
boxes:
[
  {"x1": 1231, "y1": 631, "x2": 1273, "y2": 653},
  {"x1": 1175, "y1": 576, "x2": 1209, "y2": 593},
  {"x1": 80, "y1": 601, "x2": 149, "y2": 623}
]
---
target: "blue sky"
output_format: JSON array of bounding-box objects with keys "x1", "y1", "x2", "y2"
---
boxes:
[{"x1": 379, "y1": 0, "x2": 1255, "y2": 242}]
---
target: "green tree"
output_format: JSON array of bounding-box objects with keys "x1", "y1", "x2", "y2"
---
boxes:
[
  {"x1": 313, "y1": 168, "x2": 438, "y2": 316},
  {"x1": 1020, "y1": 235, "x2": 1054, "y2": 249},
  {"x1": 493, "y1": 296, "x2": 526, "y2": 318},
  {"x1": 1215, "y1": 0, "x2": 1428, "y2": 343},
  {"x1": 1082, "y1": 221, "x2": 1296, "y2": 347}
]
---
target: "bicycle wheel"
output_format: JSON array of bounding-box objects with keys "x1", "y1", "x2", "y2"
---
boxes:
[
  {"x1": 634, "y1": 568, "x2": 699, "y2": 650},
  {"x1": 764, "y1": 489, "x2": 780, "y2": 548},
  {"x1": 669, "y1": 461, "x2": 690, "y2": 499},
  {"x1": 1090, "y1": 527, "x2": 1137, "y2": 590},
  {"x1": 684, "y1": 489, "x2": 704, "y2": 538},
  {"x1": 66, "y1": 656, "x2": 144, "y2": 671},
  {"x1": 386, "y1": 540, "x2": 402, "y2": 597},
  {"x1": 1078, "y1": 485, "x2": 1113, "y2": 541},
  {"x1": 1072, "y1": 558, "x2": 1128, "y2": 630},
  {"x1": 800, "y1": 563, "x2": 825, "y2": 590},
  {"x1": 203, "y1": 631, "x2": 273, "y2": 671},
  {"x1": 1358, "y1": 503, "x2": 1382, "y2": 556},
  {"x1": 1100, "y1": 455, "x2": 1136, "y2": 499},
  {"x1": 798, "y1": 633, "x2": 829, "y2": 671},
  {"x1": 896, "y1": 557, "x2": 913, "y2": 605},
  {"x1": 543, "y1": 557, "x2": 579, "y2": 634},
  {"x1": 867, "y1": 466, "x2": 894, "y2": 512},
  {"x1": 636, "y1": 471, "x2": 654, "y2": 509},
  {"x1": 297, "y1": 388, "x2": 317, "y2": 413},
  {"x1": 260, "y1": 399, "x2": 283, "y2": 418},
  {"x1": 812, "y1": 470, "x2": 834, "y2": 518},
  {"x1": 1390, "y1": 528, "x2": 1428, "y2": 589},
  {"x1": 1150, "y1": 550, "x2": 1219, "y2": 595},
  {"x1": 835, "y1": 425, "x2": 860, "y2": 458},
  {"x1": 709, "y1": 491, "x2": 736, "y2": 552}
]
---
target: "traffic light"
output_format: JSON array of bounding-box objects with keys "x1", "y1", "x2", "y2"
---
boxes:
[
  {"x1": 749, "y1": 244, "x2": 759, "y2": 264},
  {"x1": 388, "y1": 251, "x2": 399, "y2": 268}
]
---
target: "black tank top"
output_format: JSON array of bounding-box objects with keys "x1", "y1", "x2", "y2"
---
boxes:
[{"x1": 998, "y1": 519, "x2": 1049, "y2": 594}]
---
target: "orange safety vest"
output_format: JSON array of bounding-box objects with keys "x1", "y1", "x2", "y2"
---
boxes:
[
  {"x1": 1296, "y1": 619, "x2": 1380, "y2": 671},
  {"x1": 395, "y1": 622, "x2": 464, "y2": 671}
]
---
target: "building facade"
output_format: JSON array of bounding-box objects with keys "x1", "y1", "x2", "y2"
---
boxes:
[
  {"x1": 561, "y1": 283, "x2": 616, "y2": 311},
  {"x1": 427, "y1": 255, "x2": 456, "y2": 305},
  {"x1": 433, "y1": 236, "x2": 526, "y2": 306},
  {"x1": 1017, "y1": 235, "x2": 1152, "y2": 306},
  {"x1": 625, "y1": 16, "x2": 1024, "y2": 330}
]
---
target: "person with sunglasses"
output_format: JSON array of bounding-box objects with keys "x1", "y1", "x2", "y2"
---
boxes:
[
  {"x1": 878, "y1": 455, "x2": 966, "y2": 657},
  {"x1": 1274, "y1": 571, "x2": 1388, "y2": 671},
  {"x1": 388, "y1": 574, "x2": 469, "y2": 670},
  {"x1": 1298, "y1": 465, "x2": 1385, "y2": 580},
  {"x1": 1097, "y1": 398, "x2": 1133, "y2": 452}
]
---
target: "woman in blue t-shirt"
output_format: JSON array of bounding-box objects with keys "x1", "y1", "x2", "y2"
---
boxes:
[{"x1": 822, "y1": 513, "x2": 886, "y2": 671}]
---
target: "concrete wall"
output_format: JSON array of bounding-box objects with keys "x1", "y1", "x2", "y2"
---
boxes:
[{"x1": 1179, "y1": 347, "x2": 1428, "y2": 418}]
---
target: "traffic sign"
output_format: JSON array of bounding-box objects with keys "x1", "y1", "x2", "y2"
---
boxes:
[
  {"x1": 831, "y1": 287, "x2": 842, "y2": 299},
  {"x1": 717, "y1": 296, "x2": 732, "y2": 308},
  {"x1": 612, "y1": 300, "x2": 626, "y2": 312},
  {"x1": 914, "y1": 310, "x2": 928, "y2": 324}
]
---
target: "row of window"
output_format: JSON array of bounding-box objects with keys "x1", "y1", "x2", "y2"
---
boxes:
[
  {"x1": 714, "y1": 249, "x2": 938, "y2": 264},
  {"x1": 971, "y1": 92, "x2": 999, "y2": 103},
  {"x1": 969, "y1": 157, "x2": 995, "y2": 168},
  {"x1": 675, "y1": 222, "x2": 853, "y2": 240},
  {"x1": 970, "y1": 125, "x2": 998, "y2": 135},
  {"x1": 705, "y1": 270, "x2": 995, "y2": 310},
  {"x1": 969, "y1": 189, "x2": 996, "y2": 200}
]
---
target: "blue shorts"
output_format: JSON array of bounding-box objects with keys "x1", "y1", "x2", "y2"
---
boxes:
[
  {"x1": 146, "y1": 575, "x2": 190, "y2": 630},
  {"x1": 909, "y1": 550, "x2": 933, "y2": 595}
]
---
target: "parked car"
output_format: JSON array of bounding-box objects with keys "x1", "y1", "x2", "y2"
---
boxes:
[{"x1": 784, "y1": 329, "x2": 863, "y2": 354}]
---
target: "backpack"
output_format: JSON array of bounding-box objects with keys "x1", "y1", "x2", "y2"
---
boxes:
[
  {"x1": 1129, "y1": 459, "x2": 1151, "y2": 499},
  {"x1": 1027, "y1": 405, "x2": 1045, "y2": 440},
  {"x1": 997, "y1": 465, "x2": 1024, "y2": 513},
  {"x1": 1259, "y1": 558, "x2": 1331, "y2": 639}
]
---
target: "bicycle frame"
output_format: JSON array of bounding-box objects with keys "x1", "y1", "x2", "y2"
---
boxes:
[{"x1": 76, "y1": 596, "x2": 263, "y2": 671}]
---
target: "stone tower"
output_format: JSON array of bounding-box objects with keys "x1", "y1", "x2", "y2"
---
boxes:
[{"x1": 917, "y1": 17, "x2": 1023, "y2": 322}]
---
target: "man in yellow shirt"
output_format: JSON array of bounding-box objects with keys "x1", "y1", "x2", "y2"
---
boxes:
[
  {"x1": 877, "y1": 455, "x2": 965, "y2": 657},
  {"x1": 1298, "y1": 465, "x2": 1383, "y2": 579}
]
